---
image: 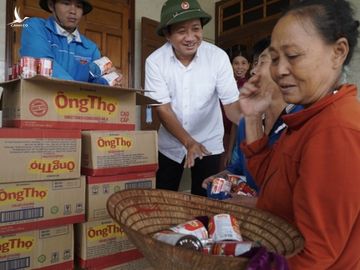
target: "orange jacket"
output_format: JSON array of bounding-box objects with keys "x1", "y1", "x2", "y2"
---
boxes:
[{"x1": 241, "y1": 84, "x2": 360, "y2": 269}]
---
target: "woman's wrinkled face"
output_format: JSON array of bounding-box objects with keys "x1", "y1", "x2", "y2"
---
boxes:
[
  {"x1": 269, "y1": 14, "x2": 342, "y2": 106},
  {"x1": 251, "y1": 48, "x2": 281, "y2": 99},
  {"x1": 166, "y1": 19, "x2": 203, "y2": 64},
  {"x1": 232, "y1": 55, "x2": 249, "y2": 79}
]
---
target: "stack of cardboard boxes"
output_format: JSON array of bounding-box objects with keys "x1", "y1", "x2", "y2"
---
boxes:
[
  {"x1": 0, "y1": 128, "x2": 82, "y2": 270},
  {"x1": 77, "y1": 130, "x2": 157, "y2": 270},
  {"x1": 0, "y1": 76, "x2": 157, "y2": 270}
]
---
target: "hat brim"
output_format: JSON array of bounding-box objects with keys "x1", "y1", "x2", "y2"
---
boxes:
[
  {"x1": 156, "y1": 11, "x2": 212, "y2": 37},
  {"x1": 39, "y1": 0, "x2": 93, "y2": 15}
]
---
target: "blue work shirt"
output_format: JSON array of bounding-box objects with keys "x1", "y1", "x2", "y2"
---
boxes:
[
  {"x1": 227, "y1": 105, "x2": 303, "y2": 192},
  {"x1": 20, "y1": 16, "x2": 104, "y2": 84}
]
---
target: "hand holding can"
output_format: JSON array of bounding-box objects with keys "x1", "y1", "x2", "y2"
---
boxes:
[
  {"x1": 89, "y1": 56, "x2": 113, "y2": 77},
  {"x1": 101, "y1": 71, "x2": 123, "y2": 87}
]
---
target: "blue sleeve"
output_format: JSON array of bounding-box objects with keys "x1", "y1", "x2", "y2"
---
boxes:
[
  {"x1": 20, "y1": 18, "x2": 74, "y2": 80},
  {"x1": 227, "y1": 119, "x2": 247, "y2": 175},
  {"x1": 52, "y1": 62, "x2": 74, "y2": 80},
  {"x1": 227, "y1": 118, "x2": 259, "y2": 192},
  {"x1": 91, "y1": 77, "x2": 109, "y2": 85},
  {"x1": 88, "y1": 47, "x2": 102, "y2": 84}
]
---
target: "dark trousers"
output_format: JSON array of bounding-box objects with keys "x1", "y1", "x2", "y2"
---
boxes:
[{"x1": 156, "y1": 152, "x2": 221, "y2": 197}]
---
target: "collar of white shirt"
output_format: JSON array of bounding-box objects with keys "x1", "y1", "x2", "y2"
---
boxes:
[
  {"x1": 55, "y1": 21, "x2": 82, "y2": 44},
  {"x1": 168, "y1": 42, "x2": 200, "y2": 65}
]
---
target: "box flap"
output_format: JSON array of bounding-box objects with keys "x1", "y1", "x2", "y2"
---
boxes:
[
  {"x1": 0, "y1": 79, "x2": 20, "y2": 110},
  {"x1": 136, "y1": 93, "x2": 159, "y2": 105},
  {"x1": 0, "y1": 78, "x2": 20, "y2": 87},
  {"x1": 0, "y1": 75, "x2": 148, "y2": 93},
  {"x1": 0, "y1": 75, "x2": 160, "y2": 108}
]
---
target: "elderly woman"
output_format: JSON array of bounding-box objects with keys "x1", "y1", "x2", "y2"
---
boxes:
[
  {"x1": 202, "y1": 37, "x2": 302, "y2": 195},
  {"x1": 239, "y1": 0, "x2": 360, "y2": 268}
]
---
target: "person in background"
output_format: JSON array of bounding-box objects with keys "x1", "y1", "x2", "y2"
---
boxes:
[
  {"x1": 233, "y1": 53, "x2": 250, "y2": 90},
  {"x1": 239, "y1": 0, "x2": 360, "y2": 268},
  {"x1": 20, "y1": 0, "x2": 122, "y2": 86},
  {"x1": 202, "y1": 37, "x2": 302, "y2": 194},
  {"x1": 145, "y1": 0, "x2": 242, "y2": 196},
  {"x1": 223, "y1": 53, "x2": 250, "y2": 168}
]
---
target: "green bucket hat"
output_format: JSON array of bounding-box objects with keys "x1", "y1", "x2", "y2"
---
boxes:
[
  {"x1": 156, "y1": 0, "x2": 212, "y2": 36},
  {"x1": 39, "y1": 0, "x2": 93, "y2": 15}
]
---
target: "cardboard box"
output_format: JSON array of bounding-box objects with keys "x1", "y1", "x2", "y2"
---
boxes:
[
  {"x1": 0, "y1": 128, "x2": 81, "y2": 183},
  {"x1": 0, "y1": 225, "x2": 73, "y2": 270},
  {"x1": 86, "y1": 171, "x2": 156, "y2": 221},
  {"x1": 0, "y1": 76, "x2": 156, "y2": 130},
  {"x1": 81, "y1": 130, "x2": 158, "y2": 176},
  {"x1": 0, "y1": 177, "x2": 85, "y2": 235},
  {"x1": 75, "y1": 219, "x2": 143, "y2": 269}
]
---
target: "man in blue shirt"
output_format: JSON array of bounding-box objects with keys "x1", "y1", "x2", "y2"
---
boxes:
[{"x1": 20, "y1": 0, "x2": 120, "y2": 85}]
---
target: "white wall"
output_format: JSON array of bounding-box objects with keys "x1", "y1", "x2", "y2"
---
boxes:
[
  {"x1": 348, "y1": 0, "x2": 360, "y2": 96},
  {"x1": 0, "y1": 1, "x2": 6, "y2": 126},
  {"x1": 0, "y1": 1, "x2": 6, "y2": 82}
]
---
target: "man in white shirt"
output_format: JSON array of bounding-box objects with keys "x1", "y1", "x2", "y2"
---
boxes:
[{"x1": 145, "y1": 0, "x2": 242, "y2": 196}]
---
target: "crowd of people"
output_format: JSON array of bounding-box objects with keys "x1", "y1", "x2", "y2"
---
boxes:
[
  {"x1": 19, "y1": 0, "x2": 360, "y2": 268},
  {"x1": 146, "y1": 0, "x2": 360, "y2": 268}
]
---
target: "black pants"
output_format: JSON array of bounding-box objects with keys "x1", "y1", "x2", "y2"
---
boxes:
[{"x1": 156, "y1": 152, "x2": 221, "y2": 197}]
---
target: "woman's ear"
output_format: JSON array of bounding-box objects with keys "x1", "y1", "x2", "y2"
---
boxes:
[{"x1": 332, "y1": 37, "x2": 349, "y2": 69}]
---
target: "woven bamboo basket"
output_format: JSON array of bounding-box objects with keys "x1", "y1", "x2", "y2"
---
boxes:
[{"x1": 107, "y1": 189, "x2": 304, "y2": 270}]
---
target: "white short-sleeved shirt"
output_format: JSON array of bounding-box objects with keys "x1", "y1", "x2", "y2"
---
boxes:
[{"x1": 145, "y1": 41, "x2": 239, "y2": 163}]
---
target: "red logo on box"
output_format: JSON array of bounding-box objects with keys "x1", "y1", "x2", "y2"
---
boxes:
[{"x1": 29, "y1": 99, "x2": 48, "y2": 117}]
